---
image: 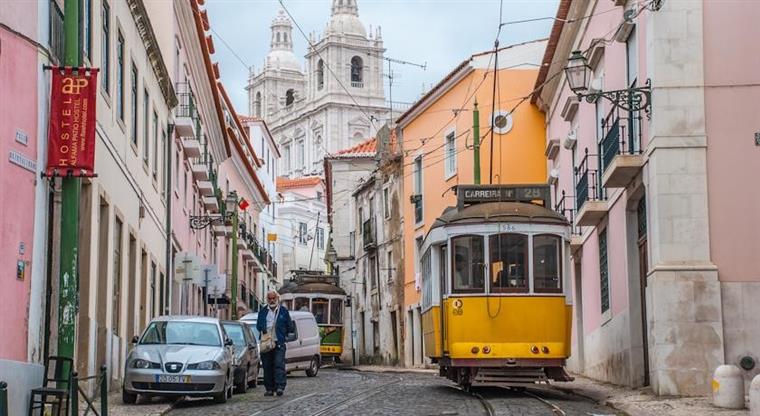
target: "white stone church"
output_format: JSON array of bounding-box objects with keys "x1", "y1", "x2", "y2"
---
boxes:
[{"x1": 247, "y1": 0, "x2": 389, "y2": 178}]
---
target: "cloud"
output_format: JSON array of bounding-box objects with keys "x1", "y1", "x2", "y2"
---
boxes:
[{"x1": 204, "y1": 0, "x2": 558, "y2": 114}]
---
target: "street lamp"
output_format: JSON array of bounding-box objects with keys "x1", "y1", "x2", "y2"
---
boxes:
[
  {"x1": 564, "y1": 50, "x2": 652, "y2": 116},
  {"x1": 189, "y1": 191, "x2": 239, "y2": 230}
]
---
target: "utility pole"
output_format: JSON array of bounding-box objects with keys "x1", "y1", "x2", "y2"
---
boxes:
[
  {"x1": 57, "y1": 0, "x2": 82, "y2": 385},
  {"x1": 230, "y1": 191, "x2": 239, "y2": 320},
  {"x1": 488, "y1": 41, "x2": 499, "y2": 184},
  {"x1": 473, "y1": 100, "x2": 481, "y2": 185},
  {"x1": 383, "y1": 56, "x2": 426, "y2": 124}
]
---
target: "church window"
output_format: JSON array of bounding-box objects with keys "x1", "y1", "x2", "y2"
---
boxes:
[
  {"x1": 276, "y1": 32, "x2": 281, "y2": 43},
  {"x1": 317, "y1": 59, "x2": 325, "y2": 90},
  {"x1": 254, "y1": 92, "x2": 262, "y2": 117},
  {"x1": 283, "y1": 33, "x2": 288, "y2": 43},
  {"x1": 285, "y1": 89, "x2": 295, "y2": 106},
  {"x1": 297, "y1": 139, "x2": 305, "y2": 168},
  {"x1": 351, "y1": 56, "x2": 363, "y2": 85}
]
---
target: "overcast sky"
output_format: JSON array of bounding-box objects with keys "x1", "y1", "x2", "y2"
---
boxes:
[{"x1": 205, "y1": 0, "x2": 559, "y2": 114}]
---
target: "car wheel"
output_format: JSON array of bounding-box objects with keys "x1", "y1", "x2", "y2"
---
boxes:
[
  {"x1": 122, "y1": 389, "x2": 138, "y2": 404},
  {"x1": 306, "y1": 356, "x2": 320, "y2": 377},
  {"x1": 214, "y1": 377, "x2": 229, "y2": 404},
  {"x1": 235, "y1": 367, "x2": 248, "y2": 394}
]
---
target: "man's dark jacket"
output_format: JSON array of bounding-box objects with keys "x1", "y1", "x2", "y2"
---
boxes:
[{"x1": 256, "y1": 305, "x2": 295, "y2": 348}]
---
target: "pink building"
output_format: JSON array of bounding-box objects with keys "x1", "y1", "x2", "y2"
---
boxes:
[
  {"x1": 535, "y1": 0, "x2": 760, "y2": 396},
  {"x1": 1, "y1": 1, "x2": 57, "y2": 412}
]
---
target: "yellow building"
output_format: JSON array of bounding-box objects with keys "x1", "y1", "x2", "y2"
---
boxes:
[{"x1": 396, "y1": 39, "x2": 549, "y2": 366}]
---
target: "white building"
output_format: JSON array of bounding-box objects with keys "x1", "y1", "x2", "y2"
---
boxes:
[
  {"x1": 275, "y1": 176, "x2": 328, "y2": 280},
  {"x1": 246, "y1": 1, "x2": 389, "y2": 178}
]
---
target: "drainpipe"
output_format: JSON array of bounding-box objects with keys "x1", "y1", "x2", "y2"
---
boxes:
[
  {"x1": 473, "y1": 100, "x2": 481, "y2": 185},
  {"x1": 165, "y1": 124, "x2": 175, "y2": 314}
]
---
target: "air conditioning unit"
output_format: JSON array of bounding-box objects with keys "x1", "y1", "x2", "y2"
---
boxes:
[
  {"x1": 548, "y1": 168, "x2": 560, "y2": 185},
  {"x1": 614, "y1": 4, "x2": 637, "y2": 42},
  {"x1": 563, "y1": 129, "x2": 577, "y2": 150}
]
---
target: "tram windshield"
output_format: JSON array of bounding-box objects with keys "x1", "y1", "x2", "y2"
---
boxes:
[
  {"x1": 451, "y1": 235, "x2": 485, "y2": 293},
  {"x1": 294, "y1": 297, "x2": 310, "y2": 312},
  {"x1": 533, "y1": 234, "x2": 562, "y2": 292},
  {"x1": 330, "y1": 299, "x2": 343, "y2": 325},
  {"x1": 489, "y1": 233, "x2": 529, "y2": 293},
  {"x1": 312, "y1": 297, "x2": 328, "y2": 324}
]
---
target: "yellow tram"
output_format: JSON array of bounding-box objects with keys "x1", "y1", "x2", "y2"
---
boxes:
[
  {"x1": 420, "y1": 184, "x2": 573, "y2": 388},
  {"x1": 279, "y1": 270, "x2": 347, "y2": 361}
]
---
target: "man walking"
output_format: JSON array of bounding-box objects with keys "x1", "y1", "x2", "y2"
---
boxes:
[{"x1": 257, "y1": 291, "x2": 295, "y2": 396}]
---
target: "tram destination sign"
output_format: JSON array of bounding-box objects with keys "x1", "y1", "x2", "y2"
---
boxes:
[{"x1": 456, "y1": 184, "x2": 551, "y2": 208}]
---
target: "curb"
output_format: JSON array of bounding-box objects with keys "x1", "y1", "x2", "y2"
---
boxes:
[{"x1": 340, "y1": 366, "x2": 437, "y2": 375}]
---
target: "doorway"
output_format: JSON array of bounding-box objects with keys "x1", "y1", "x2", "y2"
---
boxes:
[{"x1": 637, "y1": 197, "x2": 650, "y2": 386}]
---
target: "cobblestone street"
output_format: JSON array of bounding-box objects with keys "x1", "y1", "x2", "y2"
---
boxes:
[{"x1": 163, "y1": 369, "x2": 623, "y2": 416}]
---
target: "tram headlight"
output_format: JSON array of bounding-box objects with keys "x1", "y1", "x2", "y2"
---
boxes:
[
  {"x1": 471, "y1": 346, "x2": 480, "y2": 354},
  {"x1": 542, "y1": 346, "x2": 550, "y2": 354},
  {"x1": 531, "y1": 346, "x2": 540, "y2": 354}
]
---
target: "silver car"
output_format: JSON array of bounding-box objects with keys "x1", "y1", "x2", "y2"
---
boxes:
[{"x1": 122, "y1": 316, "x2": 235, "y2": 404}]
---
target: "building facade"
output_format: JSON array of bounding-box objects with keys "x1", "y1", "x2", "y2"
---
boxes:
[
  {"x1": 275, "y1": 176, "x2": 328, "y2": 279},
  {"x1": 247, "y1": 1, "x2": 388, "y2": 179},
  {"x1": 534, "y1": 0, "x2": 760, "y2": 396},
  {"x1": 397, "y1": 40, "x2": 548, "y2": 367}
]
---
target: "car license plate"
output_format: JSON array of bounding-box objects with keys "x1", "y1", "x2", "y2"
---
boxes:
[{"x1": 155, "y1": 375, "x2": 191, "y2": 383}]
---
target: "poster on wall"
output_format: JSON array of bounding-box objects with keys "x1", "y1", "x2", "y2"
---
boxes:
[{"x1": 46, "y1": 67, "x2": 99, "y2": 177}]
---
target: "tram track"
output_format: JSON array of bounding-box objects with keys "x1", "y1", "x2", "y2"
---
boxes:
[
  {"x1": 445, "y1": 385, "x2": 495, "y2": 416},
  {"x1": 248, "y1": 375, "x2": 403, "y2": 416},
  {"x1": 518, "y1": 388, "x2": 566, "y2": 416}
]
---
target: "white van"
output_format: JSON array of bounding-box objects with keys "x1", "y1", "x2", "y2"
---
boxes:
[{"x1": 240, "y1": 310, "x2": 321, "y2": 377}]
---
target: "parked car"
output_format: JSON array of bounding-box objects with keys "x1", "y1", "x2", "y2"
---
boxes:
[
  {"x1": 240, "y1": 310, "x2": 321, "y2": 377},
  {"x1": 221, "y1": 320, "x2": 259, "y2": 393},
  {"x1": 122, "y1": 316, "x2": 235, "y2": 404}
]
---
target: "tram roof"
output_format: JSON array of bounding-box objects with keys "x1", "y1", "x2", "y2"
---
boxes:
[
  {"x1": 279, "y1": 280, "x2": 347, "y2": 296},
  {"x1": 430, "y1": 201, "x2": 568, "y2": 230}
]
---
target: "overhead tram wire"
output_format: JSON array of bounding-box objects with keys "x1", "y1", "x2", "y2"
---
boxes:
[{"x1": 278, "y1": 0, "x2": 379, "y2": 130}]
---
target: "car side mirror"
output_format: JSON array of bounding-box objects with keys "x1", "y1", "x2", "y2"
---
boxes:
[
  {"x1": 285, "y1": 333, "x2": 297, "y2": 343},
  {"x1": 131, "y1": 335, "x2": 139, "y2": 344},
  {"x1": 225, "y1": 338, "x2": 234, "y2": 347}
]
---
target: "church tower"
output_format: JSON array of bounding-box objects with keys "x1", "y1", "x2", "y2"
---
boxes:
[
  {"x1": 248, "y1": 10, "x2": 306, "y2": 119},
  {"x1": 305, "y1": 0, "x2": 387, "y2": 152}
]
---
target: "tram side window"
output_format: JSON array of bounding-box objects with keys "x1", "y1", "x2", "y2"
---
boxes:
[
  {"x1": 330, "y1": 299, "x2": 343, "y2": 325},
  {"x1": 294, "y1": 297, "x2": 310, "y2": 312},
  {"x1": 489, "y1": 233, "x2": 529, "y2": 293},
  {"x1": 533, "y1": 234, "x2": 563, "y2": 293},
  {"x1": 312, "y1": 297, "x2": 329, "y2": 324},
  {"x1": 451, "y1": 235, "x2": 485, "y2": 293},
  {"x1": 282, "y1": 299, "x2": 293, "y2": 310}
]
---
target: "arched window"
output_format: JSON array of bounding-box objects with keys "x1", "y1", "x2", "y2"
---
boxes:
[
  {"x1": 254, "y1": 92, "x2": 262, "y2": 117},
  {"x1": 316, "y1": 59, "x2": 325, "y2": 90},
  {"x1": 285, "y1": 89, "x2": 295, "y2": 106},
  {"x1": 276, "y1": 32, "x2": 281, "y2": 43},
  {"x1": 350, "y1": 56, "x2": 363, "y2": 85},
  {"x1": 283, "y1": 33, "x2": 288, "y2": 43}
]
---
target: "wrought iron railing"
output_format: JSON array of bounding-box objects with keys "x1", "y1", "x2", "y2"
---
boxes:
[
  {"x1": 574, "y1": 148, "x2": 604, "y2": 211},
  {"x1": 600, "y1": 106, "x2": 642, "y2": 174},
  {"x1": 175, "y1": 82, "x2": 199, "y2": 120},
  {"x1": 555, "y1": 191, "x2": 581, "y2": 235}
]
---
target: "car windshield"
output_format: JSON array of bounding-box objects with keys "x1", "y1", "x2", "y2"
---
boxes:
[
  {"x1": 244, "y1": 322, "x2": 260, "y2": 341},
  {"x1": 140, "y1": 321, "x2": 221, "y2": 347},
  {"x1": 223, "y1": 323, "x2": 247, "y2": 347}
]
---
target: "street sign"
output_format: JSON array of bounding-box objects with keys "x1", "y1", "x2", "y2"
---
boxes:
[
  {"x1": 267, "y1": 233, "x2": 277, "y2": 242},
  {"x1": 174, "y1": 252, "x2": 201, "y2": 283}
]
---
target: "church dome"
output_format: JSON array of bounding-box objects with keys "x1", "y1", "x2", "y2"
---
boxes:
[
  {"x1": 326, "y1": 0, "x2": 367, "y2": 38},
  {"x1": 265, "y1": 50, "x2": 302, "y2": 72}
]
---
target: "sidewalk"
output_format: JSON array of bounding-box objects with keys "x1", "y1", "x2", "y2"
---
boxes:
[
  {"x1": 79, "y1": 392, "x2": 174, "y2": 416},
  {"x1": 560, "y1": 374, "x2": 750, "y2": 416}
]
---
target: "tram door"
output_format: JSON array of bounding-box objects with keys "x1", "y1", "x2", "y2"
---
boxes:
[{"x1": 439, "y1": 245, "x2": 448, "y2": 356}]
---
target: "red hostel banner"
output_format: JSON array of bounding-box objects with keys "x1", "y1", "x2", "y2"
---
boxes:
[{"x1": 46, "y1": 67, "x2": 99, "y2": 176}]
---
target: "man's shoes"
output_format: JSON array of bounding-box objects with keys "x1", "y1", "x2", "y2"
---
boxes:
[
  {"x1": 276, "y1": 390, "x2": 284, "y2": 396},
  {"x1": 264, "y1": 391, "x2": 274, "y2": 396}
]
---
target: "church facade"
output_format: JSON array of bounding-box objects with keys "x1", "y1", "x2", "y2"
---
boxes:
[{"x1": 247, "y1": 0, "x2": 389, "y2": 178}]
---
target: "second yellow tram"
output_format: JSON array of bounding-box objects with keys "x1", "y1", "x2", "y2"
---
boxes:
[{"x1": 419, "y1": 184, "x2": 573, "y2": 387}]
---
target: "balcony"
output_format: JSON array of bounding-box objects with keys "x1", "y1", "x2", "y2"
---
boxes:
[
  {"x1": 351, "y1": 81, "x2": 364, "y2": 88},
  {"x1": 175, "y1": 82, "x2": 198, "y2": 138},
  {"x1": 554, "y1": 191, "x2": 584, "y2": 255},
  {"x1": 600, "y1": 108, "x2": 644, "y2": 188},
  {"x1": 192, "y1": 160, "x2": 209, "y2": 181},
  {"x1": 212, "y1": 224, "x2": 228, "y2": 237},
  {"x1": 574, "y1": 148, "x2": 608, "y2": 227},
  {"x1": 182, "y1": 137, "x2": 202, "y2": 158},
  {"x1": 203, "y1": 196, "x2": 219, "y2": 212},
  {"x1": 362, "y1": 218, "x2": 376, "y2": 250},
  {"x1": 197, "y1": 180, "x2": 214, "y2": 197}
]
